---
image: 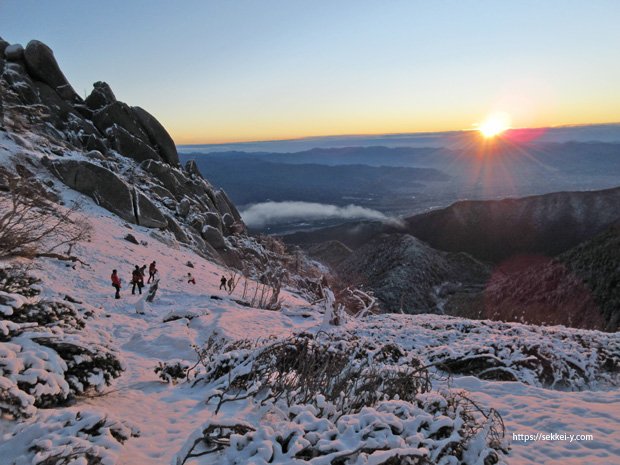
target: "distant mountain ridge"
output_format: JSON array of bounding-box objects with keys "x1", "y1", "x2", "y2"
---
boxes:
[
  {"x1": 403, "y1": 185, "x2": 620, "y2": 262},
  {"x1": 181, "y1": 154, "x2": 449, "y2": 206}
]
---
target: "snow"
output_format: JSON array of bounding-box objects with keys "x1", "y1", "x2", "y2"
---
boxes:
[{"x1": 1, "y1": 131, "x2": 619, "y2": 464}]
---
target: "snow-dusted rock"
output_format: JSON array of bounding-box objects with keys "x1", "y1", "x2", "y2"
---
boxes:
[
  {"x1": 177, "y1": 197, "x2": 191, "y2": 217},
  {"x1": 92, "y1": 101, "x2": 150, "y2": 144},
  {"x1": 204, "y1": 211, "x2": 223, "y2": 232},
  {"x1": 107, "y1": 124, "x2": 163, "y2": 163},
  {"x1": 202, "y1": 224, "x2": 226, "y2": 249},
  {"x1": 134, "y1": 189, "x2": 168, "y2": 228}
]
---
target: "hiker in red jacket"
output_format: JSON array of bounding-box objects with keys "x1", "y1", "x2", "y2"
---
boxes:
[
  {"x1": 111, "y1": 270, "x2": 121, "y2": 299},
  {"x1": 147, "y1": 261, "x2": 157, "y2": 283}
]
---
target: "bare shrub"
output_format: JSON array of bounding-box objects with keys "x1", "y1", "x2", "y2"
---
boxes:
[
  {"x1": 0, "y1": 167, "x2": 92, "y2": 259},
  {"x1": 236, "y1": 265, "x2": 286, "y2": 310},
  {"x1": 198, "y1": 332, "x2": 431, "y2": 416}
]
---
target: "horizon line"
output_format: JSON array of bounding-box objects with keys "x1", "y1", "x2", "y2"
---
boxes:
[{"x1": 176, "y1": 121, "x2": 620, "y2": 147}]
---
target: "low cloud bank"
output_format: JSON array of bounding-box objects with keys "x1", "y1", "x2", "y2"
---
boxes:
[{"x1": 241, "y1": 201, "x2": 399, "y2": 228}]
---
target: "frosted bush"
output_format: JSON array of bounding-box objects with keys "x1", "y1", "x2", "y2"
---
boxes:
[
  {"x1": 0, "y1": 269, "x2": 123, "y2": 418},
  {"x1": 355, "y1": 314, "x2": 620, "y2": 390},
  {"x1": 179, "y1": 332, "x2": 507, "y2": 464},
  {"x1": 0, "y1": 410, "x2": 139, "y2": 465}
]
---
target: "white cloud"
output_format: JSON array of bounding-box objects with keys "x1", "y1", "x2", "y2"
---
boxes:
[{"x1": 241, "y1": 201, "x2": 398, "y2": 227}]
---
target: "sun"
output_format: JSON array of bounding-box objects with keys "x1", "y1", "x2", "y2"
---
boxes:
[{"x1": 478, "y1": 112, "x2": 511, "y2": 138}]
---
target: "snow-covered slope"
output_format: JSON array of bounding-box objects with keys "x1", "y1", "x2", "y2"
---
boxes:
[{"x1": 1, "y1": 158, "x2": 618, "y2": 463}]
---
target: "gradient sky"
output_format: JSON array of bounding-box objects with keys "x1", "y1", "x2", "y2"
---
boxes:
[{"x1": 2, "y1": 0, "x2": 619, "y2": 144}]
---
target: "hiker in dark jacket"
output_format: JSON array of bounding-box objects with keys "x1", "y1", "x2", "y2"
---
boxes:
[
  {"x1": 227, "y1": 277, "x2": 234, "y2": 292},
  {"x1": 219, "y1": 275, "x2": 227, "y2": 290},
  {"x1": 111, "y1": 270, "x2": 121, "y2": 299},
  {"x1": 139, "y1": 265, "x2": 147, "y2": 290},
  {"x1": 131, "y1": 265, "x2": 142, "y2": 295},
  {"x1": 147, "y1": 261, "x2": 157, "y2": 283}
]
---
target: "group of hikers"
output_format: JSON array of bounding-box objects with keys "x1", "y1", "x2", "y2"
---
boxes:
[
  {"x1": 110, "y1": 261, "x2": 158, "y2": 299},
  {"x1": 220, "y1": 275, "x2": 234, "y2": 292},
  {"x1": 109, "y1": 261, "x2": 207, "y2": 299}
]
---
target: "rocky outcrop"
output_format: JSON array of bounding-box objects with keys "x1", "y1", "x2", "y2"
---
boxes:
[
  {"x1": 85, "y1": 81, "x2": 116, "y2": 111},
  {"x1": 92, "y1": 101, "x2": 149, "y2": 143},
  {"x1": 184, "y1": 159, "x2": 203, "y2": 179},
  {"x1": 215, "y1": 189, "x2": 242, "y2": 222},
  {"x1": 107, "y1": 125, "x2": 162, "y2": 163},
  {"x1": 0, "y1": 37, "x2": 9, "y2": 57},
  {"x1": 176, "y1": 198, "x2": 191, "y2": 217},
  {"x1": 133, "y1": 189, "x2": 168, "y2": 228},
  {"x1": 204, "y1": 211, "x2": 222, "y2": 228},
  {"x1": 165, "y1": 215, "x2": 189, "y2": 244},
  {"x1": 132, "y1": 106, "x2": 179, "y2": 166},
  {"x1": 46, "y1": 159, "x2": 166, "y2": 229},
  {"x1": 141, "y1": 159, "x2": 189, "y2": 200},
  {"x1": 46, "y1": 159, "x2": 136, "y2": 224},
  {"x1": 4, "y1": 44, "x2": 24, "y2": 61},
  {"x1": 1, "y1": 38, "x2": 181, "y2": 167},
  {"x1": 24, "y1": 40, "x2": 79, "y2": 102},
  {"x1": 2, "y1": 62, "x2": 39, "y2": 105},
  {"x1": 201, "y1": 225, "x2": 226, "y2": 250},
  {"x1": 2, "y1": 36, "x2": 250, "y2": 266}
]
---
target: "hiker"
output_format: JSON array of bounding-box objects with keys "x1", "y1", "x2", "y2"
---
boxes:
[
  {"x1": 219, "y1": 275, "x2": 227, "y2": 290},
  {"x1": 140, "y1": 265, "x2": 147, "y2": 289},
  {"x1": 131, "y1": 265, "x2": 142, "y2": 295},
  {"x1": 111, "y1": 269, "x2": 121, "y2": 299},
  {"x1": 227, "y1": 277, "x2": 234, "y2": 292},
  {"x1": 147, "y1": 261, "x2": 157, "y2": 283},
  {"x1": 187, "y1": 273, "x2": 196, "y2": 285}
]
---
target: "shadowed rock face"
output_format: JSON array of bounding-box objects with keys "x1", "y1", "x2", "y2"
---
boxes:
[
  {"x1": 46, "y1": 159, "x2": 167, "y2": 229},
  {"x1": 47, "y1": 159, "x2": 136, "y2": 224},
  {"x1": 92, "y1": 101, "x2": 151, "y2": 144},
  {"x1": 24, "y1": 40, "x2": 80, "y2": 102},
  {"x1": 0, "y1": 37, "x2": 9, "y2": 57},
  {"x1": 85, "y1": 81, "x2": 116, "y2": 111},
  {"x1": 107, "y1": 125, "x2": 163, "y2": 163},
  {"x1": 132, "y1": 106, "x2": 180, "y2": 166},
  {"x1": 4, "y1": 43, "x2": 24, "y2": 60}
]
